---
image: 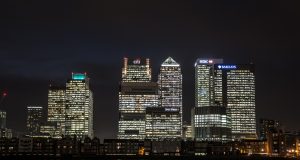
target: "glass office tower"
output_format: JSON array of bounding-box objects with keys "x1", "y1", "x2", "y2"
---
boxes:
[
  {"x1": 65, "y1": 73, "x2": 93, "y2": 138},
  {"x1": 195, "y1": 59, "x2": 223, "y2": 107},
  {"x1": 118, "y1": 58, "x2": 159, "y2": 140},
  {"x1": 47, "y1": 85, "x2": 66, "y2": 138},
  {"x1": 214, "y1": 64, "x2": 257, "y2": 140},
  {"x1": 193, "y1": 59, "x2": 231, "y2": 142},
  {"x1": 157, "y1": 57, "x2": 183, "y2": 139}
]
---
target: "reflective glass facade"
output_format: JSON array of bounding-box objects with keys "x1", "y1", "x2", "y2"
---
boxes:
[
  {"x1": 65, "y1": 73, "x2": 93, "y2": 138},
  {"x1": 157, "y1": 57, "x2": 182, "y2": 139}
]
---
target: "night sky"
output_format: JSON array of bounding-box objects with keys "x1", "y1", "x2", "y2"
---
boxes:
[{"x1": 2, "y1": 1, "x2": 300, "y2": 139}]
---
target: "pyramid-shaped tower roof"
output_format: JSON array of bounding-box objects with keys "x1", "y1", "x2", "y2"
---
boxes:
[{"x1": 161, "y1": 57, "x2": 180, "y2": 66}]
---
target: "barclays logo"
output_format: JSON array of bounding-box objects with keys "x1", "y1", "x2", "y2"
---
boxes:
[{"x1": 217, "y1": 65, "x2": 237, "y2": 69}]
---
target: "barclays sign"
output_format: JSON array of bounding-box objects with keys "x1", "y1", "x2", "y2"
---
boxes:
[{"x1": 217, "y1": 65, "x2": 237, "y2": 69}]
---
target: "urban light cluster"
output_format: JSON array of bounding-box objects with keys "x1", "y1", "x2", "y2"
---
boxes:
[{"x1": 1, "y1": 57, "x2": 299, "y2": 158}]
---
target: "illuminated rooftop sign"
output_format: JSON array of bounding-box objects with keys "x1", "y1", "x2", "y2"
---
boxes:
[
  {"x1": 198, "y1": 59, "x2": 214, "y2": 64},
  {"x1": 165, "y1": 108, "x2": 179, "y2": 112},
  {"x1": 133, "y1": 59, "x2": 141, "y2": 64},
  {"x1": 217, "y1": 65, "x2": 237, "y2": 69},
  {"x1": 72, "y1": 73, "x2": 86, "y2": 80}
]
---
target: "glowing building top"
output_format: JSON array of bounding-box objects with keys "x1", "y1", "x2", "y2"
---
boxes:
[{"x1": 122, "y1": 57, "x2": 151, "y2": 82}]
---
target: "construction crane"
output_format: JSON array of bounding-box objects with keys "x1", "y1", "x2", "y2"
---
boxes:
[{"x1": 0, "y1": 91, "x2": 7, "y2": 108}]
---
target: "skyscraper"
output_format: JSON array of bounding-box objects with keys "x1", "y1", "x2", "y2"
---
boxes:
[
  {"x1": 156, "y1": 57, "x2": 182, "y2": 139},
  {"x1": 26, "y1": 106, "x2": 43, "y2": 136},
  {"x1": 118, "y1": 58, "x2": 159, "y2": 140},
  {"x1": 195, "y1": 59, "x2": 223, "y2": 107},
  {"x1": 65, "y1": 73, "x2": 93, "y2": 138},
  {"x1": 47, "y1": 85, "x2": 66, "y2": 137},
  {"x1": 193, "y1": 59, "x2": 231, "y2": 142},
  {"x1": 214, "y1": 64, "x2": 257, "y2": 140}
]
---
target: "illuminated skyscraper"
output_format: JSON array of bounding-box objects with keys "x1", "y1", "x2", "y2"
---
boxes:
[
  {"x1": 26, "y1": 106, "x2": 43, "y2": 136},
  {"x1": 47, "y1": 85, "x2": 66, "y2": 137},
  {"x1": 194, "y1": 59, "x2": 223, "y2": 107},
  {"x1": 156, "y1": 57, "x2": 182, "y2": 139},
  {"x1": 193, "y1": 59, "x2": 231, "y2": 142},
  {"x1": 65, "y1": 73, "x2": 93, "y2": 138},
  {"x1": 214, "y1": 64, "x2": 256, "y2": 140},
  {"x1": 118, "y1": 58, "x2": 159, "y2": 140}
]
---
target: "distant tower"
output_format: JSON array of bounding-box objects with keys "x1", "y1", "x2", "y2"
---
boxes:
[
  {"x1": 0, "y1": 91, "x2": 7, "y2": 129},
  {"x1": 118, "y1": 58, "x2": 159, "y2": 140},
  {"x1": 153, "y1": 57, "x2": 182, "y2": 139},
  {"x1": 0, "y1": 110, "x2": 6, "y2": 129},
  {"x1": 65, "y1": 73, "x2": 94, "y2": 138},
  {"x1": 26, "y1": 106, "x2": 43, "y2": 136},
  {"x1": 48, "y1": 85, "x2": 66, "y2": 137}
]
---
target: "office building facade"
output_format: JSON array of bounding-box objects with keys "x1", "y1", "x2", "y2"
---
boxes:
[
  {"x1": 259, "y1": 119, "x2": 280, "y2": 140},
  {"x1": 195, "y1": 59, "x2": 223, "y2": 107},
  {"x1": 118, "y1": 58, "x2": 159, "y2": 140},
  {"x1": 65, "y1": 73, "x2": 93, "y2": 138},
  {"x1": 193, "y1": 59, "x2": 230, "y2": 142},
  {"x1": 27, "y1": 106, "x2": 43, "y2": 136},
  {"x1": 48, "y1": 85, "x2": 66, "y2": 137},
  {"x1": 214, "y1": 64, "x2": 257, "y2": 140},
  {"x1": 157, "y1": 57, "x2": 182, "y2": 139},
  {"x1": 145, "y1": 107, "x2": 181, "y2": 140},
  {"x1": 192, "y1": 106, "x2": 231, "y2": 142}
]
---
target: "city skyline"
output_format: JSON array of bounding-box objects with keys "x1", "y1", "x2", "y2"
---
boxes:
[
  {"x1": 0, "y1": 56, "x2": 299, "y2": 139},
  {"x1": 3, "y1": 1, "x2": 300, "y2": 140}
]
